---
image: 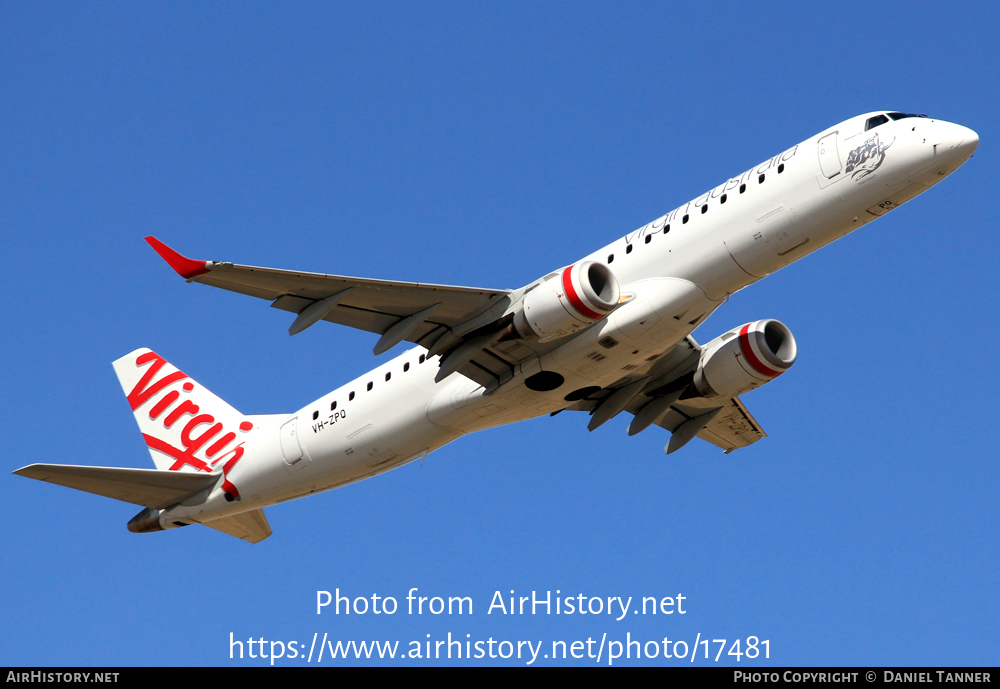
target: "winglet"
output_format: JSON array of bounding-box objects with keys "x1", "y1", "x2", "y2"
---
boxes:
[{"x1": 145, "y1": 236, "x2": 211, "y2": 279}]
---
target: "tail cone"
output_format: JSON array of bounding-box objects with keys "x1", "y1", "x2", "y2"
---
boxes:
[{"x1": 127, "y1": 507, "x2": 163, "y2": 533}]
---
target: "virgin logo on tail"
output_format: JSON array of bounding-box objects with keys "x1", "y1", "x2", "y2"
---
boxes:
[{"x1": 127, "y1": 351, "x2": 250, "y2": 500}]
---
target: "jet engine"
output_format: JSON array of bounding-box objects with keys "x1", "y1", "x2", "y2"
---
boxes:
[
  {"x1": 512, "y1": 261, "x2": 620, "y2": 341},
  {"x1": 693, "y1": 319, "x2": 797, "y2": 398}
]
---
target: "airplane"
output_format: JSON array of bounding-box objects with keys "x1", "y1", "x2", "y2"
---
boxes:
[{"x1": 14, "y1": 111, "x2": 978, "y2": 543}]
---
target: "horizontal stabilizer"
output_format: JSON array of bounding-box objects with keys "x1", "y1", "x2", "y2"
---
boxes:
[
  {"x1": 13, "y1": 464, "x2": 218, "y2": 509},
  {"x1": 202, "y1": 509, "x2": 272, "y2": 544}
]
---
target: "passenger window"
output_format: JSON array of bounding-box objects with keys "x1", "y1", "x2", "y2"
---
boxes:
[
  {"x1": 607, "y1": 253, "x2": 614, "y2": 263},
  {"x1": 682, "y1": 214, "x2": 689, "y2": 224},
  {"x1": 664, "y1": 224, "x2": 670, "y2": 233},
  {"x1": 865, "y1": 114, "x2": 889, "y2": 131},
  {"x1": 419, "y1": 355, "x2": 425, "y2": 364},
  {"x1": 739, "y1": 184, "x2": 746, "y2": 194},
  {"x1": 312, "y1": 411, "x2": 319, "y2": 420},
  {"x1": 331, "y1": 401, "x2": 337, "y2": 411},
  {"x1": 349, "y1": 391, "x2": 355, "y2": 401},
  {"x1": 367, "y1": 381, "x2": 373, "y2": 391},
  {"x1": 403, "y1": 362, "x2": 410, "y2": 372},
  {"x1": 626, "y1": 244, "x2": 633, "y2": 254},
  {"x1": 720, "y1": 194, "x2": 727, "y2": 204},
  {"x1": 644, "y1": 234, "x2": 652, "y2": 244},
  {"x1": 778, "y1": 164, "x2": 784, "y2": 173},
  {"x1": 758, "y1": 174, "x2": 765, "y2": 184},
  {"x1": 701, "y1": 204, "x2": 707, "y2": 214},
  {"x1": 385, "y1": 372, "x2": 391, "y2": 381}
]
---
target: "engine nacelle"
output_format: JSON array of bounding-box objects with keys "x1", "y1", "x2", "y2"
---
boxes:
[
  {"x1": 513, "y1": 261, "x2": 620, "y2": 341},
  {"x1": 693, "y1": 319, "x2": 797, "y2": 398}
]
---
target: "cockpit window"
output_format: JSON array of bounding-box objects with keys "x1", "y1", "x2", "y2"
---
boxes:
[
  {"x1": 865, "y1": 114, "x2": 889, "y2": 131},
  {"x1": 887, "y1": 112, "x2": 928, "y2": 121}
]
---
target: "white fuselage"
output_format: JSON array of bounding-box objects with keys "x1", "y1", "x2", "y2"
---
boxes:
[{"x1": 165, "y1": 112, "x2": 978, "y2": 526}]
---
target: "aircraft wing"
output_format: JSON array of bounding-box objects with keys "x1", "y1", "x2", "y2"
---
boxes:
[
  {"x1": 146, "y1": 237, "x2": 585, "y2": 391},
  {"x1": 563, "y1": 336, "x2": 767, "y2": 453},
  {"x1": 654, "y1": 396, "x2": 765, "y2": 453},
  {"x1": 146, "y1": 236, "x2": 512, "y2": 351}
]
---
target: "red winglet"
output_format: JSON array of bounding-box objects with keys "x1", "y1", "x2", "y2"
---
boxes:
[{"x1": 145, "y1": 236, "x2": 211, "y2": 279}]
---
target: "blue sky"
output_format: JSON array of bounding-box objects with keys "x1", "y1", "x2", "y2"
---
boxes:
[{"x1": 2, "y1": 1, "x2": 997, "y2": 666}]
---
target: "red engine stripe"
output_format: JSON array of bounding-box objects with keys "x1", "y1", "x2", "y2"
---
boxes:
[
  {"x1": 561, "y1": 266, "x2": 606, "y2": 321},
  {"x1": 739, "y1": 323, "x2": 784, "y2": 378}
]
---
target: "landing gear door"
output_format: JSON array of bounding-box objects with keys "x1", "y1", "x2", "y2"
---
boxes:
[
  {"x1": 345, "y1": 423, "x2": 398, "y2": 468},
  {"x1": 725, "y1": 205, "x2": 807, "y2": 279},
  {"x1": 280, "y1": 416, "x2": 311, "y2": 474},
  {"x1": 760, "y1": 204, "x2": 808, "y2": 259}
]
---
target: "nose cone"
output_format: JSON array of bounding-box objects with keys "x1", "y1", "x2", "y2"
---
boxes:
[
  {"x1": 938, "y1": 121, "x2": 979, "y2": 163},
  {"x1": 955, "y1": 125, "x2": 979, "y2": 159}
]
